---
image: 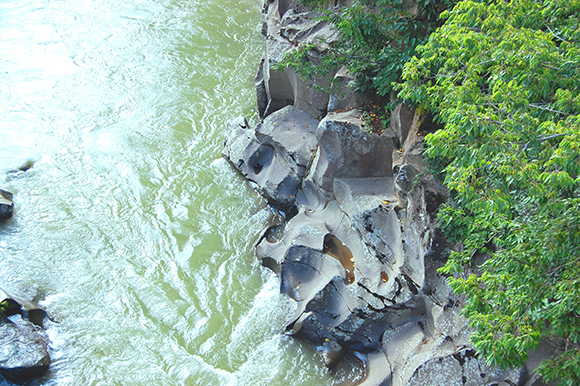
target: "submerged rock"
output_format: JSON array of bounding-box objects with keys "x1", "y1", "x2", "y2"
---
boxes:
[
  {"x1": 0, "y1": 318, "x2": 50, "y2": 384},
  {"x1": 7, "y1": 160, "x2": 35, "y2": 175},
  {"x1": 0, "y1": 288, "x2": 51, "y2": 383},
  {"x1": 0, "y1": 288, "x2": 51, "y2": 327}
]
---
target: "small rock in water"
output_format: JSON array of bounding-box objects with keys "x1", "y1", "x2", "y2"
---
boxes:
[
  {"x1": 17, "y1": 160, "x2": 34, "y2": 172},
  {"x1": 0, "y1": 190, "x2": 14, "y2": 219},
  {"x1": 7, "y1": 160, "x2": 35, "y2": 174}
]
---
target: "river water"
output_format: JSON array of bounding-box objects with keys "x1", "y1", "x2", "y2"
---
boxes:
[{"x1": 0, "y1": 0, "x2": 360, "y2": 384}]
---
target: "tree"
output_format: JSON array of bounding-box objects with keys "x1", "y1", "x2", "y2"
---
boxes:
[{"x1": 398, "y1": 0, "x2": 580, "y2": 384}]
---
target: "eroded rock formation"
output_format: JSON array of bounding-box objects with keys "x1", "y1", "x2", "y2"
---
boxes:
[
  {"x1": 224, "y1": 101, "x2": 488, "y2": 385},
  {"x1": 223, "y1": 1, "x2": 551, "y2": 384}
]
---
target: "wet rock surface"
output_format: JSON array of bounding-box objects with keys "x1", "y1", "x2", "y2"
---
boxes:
[{"x1": 223, "y1": 1, "x2": 553, "y2": 385}]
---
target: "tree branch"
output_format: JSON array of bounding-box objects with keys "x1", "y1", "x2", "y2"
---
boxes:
[{"x1": 530, "y1": 104, "x2": 571, "y2": 116}]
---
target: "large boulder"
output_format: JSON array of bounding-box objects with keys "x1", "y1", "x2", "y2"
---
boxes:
[
  {"x1": 257, "y1": 200, "x2": 368, "y2": 316},
  {"x1": 307, "y1": 111, "x2": 393, "y2": 195},
  {"x1": 327, "y1": 67, "x2": 372, "y2": 112},
  {"x1": 223, "y1": 105, "x2": 319, "y2": 211}
]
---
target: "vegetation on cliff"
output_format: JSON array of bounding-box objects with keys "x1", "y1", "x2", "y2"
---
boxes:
[
  {"x1": 398, "y1": 0, "x2": 580, "y2": 384},
  {"x1": 275, "y1": 0, "x2": 458, "y2": 98},
  {"x1": 281, "y1": 0, "x2": 580, "y2": 384}
]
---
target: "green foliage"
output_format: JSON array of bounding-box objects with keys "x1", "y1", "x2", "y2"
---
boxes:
[
  {"x1": 298, "y1": 0, "x2": 333, "y2": 6},
  {"x1": 537, "y1": 348, "x2": 580, "y2": 386},
  {"x1": 0, "y1": 300, "x2": 7, "y2": 316},
  {"x1": 272, "y1": 44, "x2": 332, "y2": 82},
  {"x1": 276, "y1": 0, "x2": 458, "y2": 97},
  {"x1": 398, "y1": 0, "x2": 580, "y2": 383},
  {"x1": 437, "y1": 202, "x2": 470, "y2": 244},
  {"x1": 0, "y1": 299, "x2": 21, "y2": 318}
]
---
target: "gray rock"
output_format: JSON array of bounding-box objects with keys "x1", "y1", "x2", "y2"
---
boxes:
[
  {"x1": 256, "y1": 0, "x2": 341, "y2": 119},
  {"x1": 334, "y1": 177, "x2": 396, "y2": 218},
  {"x1": 223, "y1": 106, "x2": 318, "y2": 211},
  {"x1": 0, "y1": 190, "x2": 13, "y2": 219},
  {"x1": 395, "y1": 164, "x2": 418, "y2": 195},
  {"x1": 257, "y1": 200, "x2": 366, "y2": 285},
  {"x1": 390, "y1": 102, "x2": 415, "y2": 147},
  {"x1": 406, "y1": 351, "x2": 524, "y2": 386},
  {"x1": 354, "y1": 206, "x2": 403, "y2": 280},
  {"x1": 305, "y1": 276, "x2": 355, "y2": 329},
  {"x1": 406, "y1": 355, "x2": 463, "y2": 386},
  {"x1": 327, "y1": 67, "x2": 372, "y2": 112},
  {"x1": 316, "y1": 339, "x2": 345, "y2": 369},
  {"x1": 308, "y1": 112, "x2": 394, "y2": 195},
  {"x1": 395, "y1": 163, "x2": 419, "y2": 207},
  {"x1": 0, "y1": 288, "x2": 51, "y2": 327},
  {"x1": 281, "y1": 245, "x2": 341, "y2": 303},
  {"x1": 0, "y1": 288, "x2": 52, "y2": 384}
]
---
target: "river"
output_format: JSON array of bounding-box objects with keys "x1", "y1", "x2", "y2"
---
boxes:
[{"x1": 0, "y1": 0, "x2": 359, "y2": 384}]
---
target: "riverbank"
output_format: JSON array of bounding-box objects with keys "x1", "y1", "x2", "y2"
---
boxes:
[
  {"x1": 0, "y1": 0, "x2": 312, "y2": 384},
  {"x1": 223, "y1": 1, "x2": 556, "y2": 385}
]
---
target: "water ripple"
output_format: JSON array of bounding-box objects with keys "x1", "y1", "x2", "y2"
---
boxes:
[{"x1": 0, "y1": 0, "x2": 354, "y2": 384}]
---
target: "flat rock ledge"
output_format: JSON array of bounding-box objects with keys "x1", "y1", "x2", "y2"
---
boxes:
[{"x1": 223, "y1": 1, "x2": 554, "y2": 385}]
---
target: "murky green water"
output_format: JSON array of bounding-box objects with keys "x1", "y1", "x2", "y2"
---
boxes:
[{"x1": 0, "y1": 0, "x2": 359, "y2": 384}]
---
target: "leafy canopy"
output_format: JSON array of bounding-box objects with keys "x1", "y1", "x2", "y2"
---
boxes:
[{"x1": 398, "y1": 0, "x2": 580, "y2": 384}]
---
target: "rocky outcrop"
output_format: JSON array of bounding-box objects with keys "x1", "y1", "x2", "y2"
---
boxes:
[
  {"x1": 223, "y1": 105, "x2": 319, "y2": 212},
  {"x1": 0, "y1": 288, "x2": 52, "y2": 384},
  {"x1": 224, "y1": 99, "x2": 533, "y2": 385},
  {"x1": 0, "y1": 189, "x2": 14, "y2": 219},
  {"x1": 256, "y1": 0, "x2": 350, "y2": 119},
  {"x1": 223, "y1": 1, "x2": 550, "y2": 385}
]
